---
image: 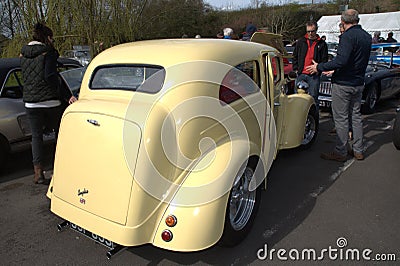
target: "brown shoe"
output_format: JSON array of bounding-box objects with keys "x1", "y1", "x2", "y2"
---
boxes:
[
  {"x1": 353, "y1": 152, "x2": 364, "y2": 160},
  {"x1": 33, "y1": 164, "x2": 49, "y2": 185},
  {"x1": 320, "y1": 151, "x2": 347, "y2": 162}
]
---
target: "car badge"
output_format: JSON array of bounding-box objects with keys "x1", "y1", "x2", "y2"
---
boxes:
[{"x1": 78, "y1": 188, "x2": 89, "y2": 196}]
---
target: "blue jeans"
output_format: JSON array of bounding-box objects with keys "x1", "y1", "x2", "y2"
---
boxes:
[
  {"x1": 331, "y1": 83, "x2": 364, "y2": 156},
  {"x1": 296, "y1": 74, "x2": 320, "y2": 109},
  {"x1": 26, "y1": 106, "x2": 63, "y2": 165}
]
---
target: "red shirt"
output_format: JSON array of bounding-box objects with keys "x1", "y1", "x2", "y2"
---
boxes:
[{"x1": 302, "y1": 36, "x2": 319, "y2": 75}]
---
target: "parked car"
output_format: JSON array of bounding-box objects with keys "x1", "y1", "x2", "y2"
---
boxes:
[
  {"x1": 47, "y1": 37, "x2": 318, "y2": 257},
  {"x1": 63, "y1": 49, "x2": 91, "y2": 66},
  {"x1": 318, "y1": 52, "x2": 400, "y2": 113},
  {"x1": 370, "y1": 42, "x2": 400, "y2": 65},
  {"x1": 0, "y1": 57, "x2": 82, "y2": 168},
  {"x1": 326, "y1": 42, "x2": 338, "y2": 61}
]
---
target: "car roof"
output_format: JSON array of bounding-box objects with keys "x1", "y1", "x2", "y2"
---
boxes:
[
  {"x1": 0, "y1": 58, "x2": 20, "y2": 81},
  {"x1": 91, "y1": 39, "x2": 277, "y2": 68},
  {"x1": 0, "y1": 57, "x2": 81, "y2": 70},
  {"x1": 0, "y1": 57, "x2": 82, "y2": 84},
  {"x1": 0, "y1": 58, "x2": 20, "y2": 70}
]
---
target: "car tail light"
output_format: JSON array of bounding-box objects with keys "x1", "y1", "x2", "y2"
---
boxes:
[
  {"x1": 161, "y1": 230, "x2": 173, "y2": 242},
  {"x1": 165, "y1": 215, "x2": 177, "y2": 227}
]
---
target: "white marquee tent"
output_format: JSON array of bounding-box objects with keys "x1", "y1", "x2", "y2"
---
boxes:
[{"x1": 317, "y1": 11, "x2": 400, "y2": 43}]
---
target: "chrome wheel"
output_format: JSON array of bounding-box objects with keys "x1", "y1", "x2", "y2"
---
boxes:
[
  {"x1": 302, "y1": 113, "x2": 316, "y2": 146},
  {"x1": 229, "y1": 167, "x2": 256, "y2": 231}
]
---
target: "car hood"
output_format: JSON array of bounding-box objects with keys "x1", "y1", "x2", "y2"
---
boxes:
[{"x1": 250, "y1": 32, "x2": 287, "y2": 55}]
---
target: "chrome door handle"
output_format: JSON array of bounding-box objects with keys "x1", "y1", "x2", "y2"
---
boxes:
[{"x1": 87, "y1": 119, "x2": 100, "y2": 126}]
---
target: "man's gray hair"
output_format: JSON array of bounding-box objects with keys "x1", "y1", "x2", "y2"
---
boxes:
[
  {"x1": 341, "y1": 9, "x2": 360, "y2": 24},
  {"x1": 306, "y1": 21, "x2": 318, "y2": 29}
]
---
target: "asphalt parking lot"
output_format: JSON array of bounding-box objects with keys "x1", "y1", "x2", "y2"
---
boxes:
[{"x1": 1, "y1": 98, "x2": 399, "y2": 265}]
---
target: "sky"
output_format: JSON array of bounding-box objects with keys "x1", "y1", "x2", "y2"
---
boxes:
[{"x1": 205, "y1": 0, "x2": 325, "y2": 9}]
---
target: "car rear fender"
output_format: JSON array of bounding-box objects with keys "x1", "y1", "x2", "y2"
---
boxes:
[
  {"x1": 280, "y1": 94, "x2": 315, "y2": 149},
  {"x1": 152, "y1": 140, "x2": 265, "y2": 251}
]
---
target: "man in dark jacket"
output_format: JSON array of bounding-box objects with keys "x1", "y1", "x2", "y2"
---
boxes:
[
  {"x1": 292, "y1": 21, "x2": 328, "y2": 109},
  {"x1": 307, "y1": 9, "x2": 371, "y2": 161}
]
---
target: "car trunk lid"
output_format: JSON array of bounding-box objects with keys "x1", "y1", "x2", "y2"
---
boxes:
[{"x1": 52, "y1": 104, "x2": 141, "y2": 225}]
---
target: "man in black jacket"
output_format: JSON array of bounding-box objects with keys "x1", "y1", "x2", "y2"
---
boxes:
[
  {"x1": 307, "y1": 9, "x2": 371, "y2": 161},
  {"x1": 292, "y1": 21, "x2": 328, "y2": 109}
]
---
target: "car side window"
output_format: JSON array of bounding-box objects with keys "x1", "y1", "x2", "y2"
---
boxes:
[
  {"x1": 270, "y1": 56, "x2": 281, "y2": 85},
  {"x1": 1, "y1": 69, "x2": 23, "y2": 98},
  {"x1": 264, "y1": 53, "x2": 284, "y2": 106},
  {"x1": 219, "y1": 60, "x2": 260, "y2": 105}
]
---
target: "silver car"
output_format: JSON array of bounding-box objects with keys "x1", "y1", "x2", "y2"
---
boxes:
[{"x1": 0, "y1": 57, "x2": 83, "y2": 168}]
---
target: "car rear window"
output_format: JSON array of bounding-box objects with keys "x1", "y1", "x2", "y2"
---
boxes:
[{"x1": 89, "y1": 65, "x2": 165, "y2": 93}]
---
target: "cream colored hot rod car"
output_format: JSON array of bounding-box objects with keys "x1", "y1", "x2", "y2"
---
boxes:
[{"x1": 47, "y1": 35, "x2": 317, "y2": 257}]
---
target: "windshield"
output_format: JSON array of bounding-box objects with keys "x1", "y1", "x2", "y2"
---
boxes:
[{"x1": 369, "y1": 44, "x2": 400, "y2": 66}]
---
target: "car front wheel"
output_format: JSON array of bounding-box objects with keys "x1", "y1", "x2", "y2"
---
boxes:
[
  {"x1": 219, "y1": 158, "x2": 261, "y2": 246},
  {"x1": 301, "y1": 107, "x2": 319, "y2": 149},
  {"x1": 393, "y1": 110, "x2": 400, "y2": 150}
]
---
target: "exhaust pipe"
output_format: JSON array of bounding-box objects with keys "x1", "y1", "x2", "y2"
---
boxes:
[{"x1": 57, "y1": 220, "x2": 70, "y2": 231}]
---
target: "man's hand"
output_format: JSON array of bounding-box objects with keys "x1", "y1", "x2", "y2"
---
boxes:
[
  {"x1": 322, "y1": 70, "x2": 334, "y2": 76},
  {"x1": 305, "y1": 60, "x2": 318, "y2": 75}
]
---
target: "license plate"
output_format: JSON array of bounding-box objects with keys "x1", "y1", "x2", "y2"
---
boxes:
[
  {"x1": 319, "y1": 101, "x2": 331, "y2": 108},
  {"x1": 70, "y1": 223, "x2": 114, "y2": 249}
]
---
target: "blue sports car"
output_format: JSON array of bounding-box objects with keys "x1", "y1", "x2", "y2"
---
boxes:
[
  {"x1": 319, "y1": 46, "x2": 400, "y2": 114},
  {"x1": 370, "y1": 42, "x2": 400, "y2": 66}
]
